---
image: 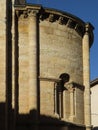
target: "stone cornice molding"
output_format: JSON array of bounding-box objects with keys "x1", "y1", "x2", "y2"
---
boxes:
[
  {"x1": 15, "y1": 8, "x2": 85, "y2": 36},
  {"x1": 39, "y1": 76, "x2": 61, "y2": 83},
  {"x1": 39, "y1": 76, "x2": 84, "y2": 91},
  {"x1": 90, "y1": 78, "x2": 98, "y2": 88},
  {"x1": 65, "y1": 82, "x2": 85, "y2": 91},
  {"x1": 15, "y1": 5, "x2": 94, "y2": 46}
]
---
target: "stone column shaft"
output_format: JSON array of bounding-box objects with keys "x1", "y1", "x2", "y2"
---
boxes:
[
  {"x1": 12, "y1": 1, "x2": 16, "y2": 130},
  {"x1": 82, "y1": 24, "x2": 91, "y2": 130},
  {"x1": 70, "y1": 89, "x2": 75, "y2": 117},
  {"x1": 59, "y1": 91, "x2": 63, "y2": 118},
  {"x1": 54, "y1": 84, "x2": 57, "y2": 114},
  {"x1": 28, "y1": 10, "x2": 38, "y2": 114},
  {"x1": 69, "y1": 87, "x2": 75, "y2": 122}
]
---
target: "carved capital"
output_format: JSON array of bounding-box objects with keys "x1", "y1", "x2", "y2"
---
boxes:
[
  {"x1": 19, "y1": 10, "x2": 28, "y2": 19},
  {"x1": 28, "y1": 9, "x2": 39, "y2": 17},
  {"x1": 83, "y1": 23, "x2": 94, "y2": 47},
  {"x1": 65, "y1": 82, "x2": 84, "y2": 92},
  {"x1": 15, "y1": 6, "x2": 93, "y2": 39},
  {"x1": 85, "y1": 23, "x2": 94, "y2": 33},
  {"x1": 65, "y1": 83, "x2": 75, "y2": 92},
  {"x1": 15, "y1": 10, "x2": 28, "y2": 19},
  {"x1": 15, "y1": 9, "x2": 39, "y2": 19}
]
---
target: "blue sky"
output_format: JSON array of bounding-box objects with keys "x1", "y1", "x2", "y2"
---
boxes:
[{"x1": 27, "y1": 0, "x2": 98, "y2": 80}]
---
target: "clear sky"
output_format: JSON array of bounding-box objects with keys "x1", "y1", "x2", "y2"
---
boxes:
[{"x1": 27, "y1": 0, "x2": 98, "y2": 81}]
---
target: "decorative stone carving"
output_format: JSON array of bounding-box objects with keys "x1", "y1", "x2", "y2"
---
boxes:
[
  {"x1": 65, "y1": 82, "x2": 84, "y2": 91},
  {"x1": 84, "y1": 23, "x2": 94, "y2": 46},
  {"x1": 15, "y1": 6, "x2": 94, "y2": 38},
  {"x1": 15, "y1": 9, "x2": 39, "y2": 19},
  {"x1": 23, "y1": 10, "x2": 28, "y2": 18},
  {"x1": 65, "y1": 83, "x2": 75, "y2": 92},
  {"x1": 48, "y1": 14, "x2": 55, "y2": 22},
  {"x1": 85, "y1": 23, "x2": 94, "y2": 33},
  {"x1": 28, "y1": 9, "x2": 39, "y2": 17}
]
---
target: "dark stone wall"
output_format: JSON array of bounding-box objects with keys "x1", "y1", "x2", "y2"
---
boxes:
[
  {"x1": 0, "y1": 103, "x2": 5, "y2": 130},
  {"x1": 15, "y1": 0, "x2": 26, "y2": 5}
]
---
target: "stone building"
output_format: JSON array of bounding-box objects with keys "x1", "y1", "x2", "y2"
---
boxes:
[
  {"x1": 0, "y1": 0, "x2": 94, "y2": 130},
  {"x1": 91, "y1": 79, "x2": 98, "y2": 130}
]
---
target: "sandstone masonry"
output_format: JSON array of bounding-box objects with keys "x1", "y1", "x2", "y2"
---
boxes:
[{"x1": 0, "y1": 1, "x2": 94, "y2": 130}]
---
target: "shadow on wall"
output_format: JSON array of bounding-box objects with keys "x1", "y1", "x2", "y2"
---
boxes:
[
  {"x1": 0, "y1": 103, "x2": 5, "y2": 130},
  {"x1": 93, "y1": 127, "x2": 98, "y2": 130},
  {"x1": 0, "y1": 103, "x2": 86, "y2": 130},
  {"x1": 0, "y1": 102, "x2": 14, "y2": 130},
  {"x1": 15, "y1": 109, "x2": 86, "y2": 130}
]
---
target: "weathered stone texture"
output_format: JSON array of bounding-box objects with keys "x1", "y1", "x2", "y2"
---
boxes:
[
  {"x1": 75, "y1": 88, "x2": 84, "y2": 124},
  {"x1": 0, "y1": 0, "x2": 6, "y2": 102},
  {"x1": 40, "y1": 81, "x2": 54, "y2": 116},
  {"x1": 18, "y1": 18, "x2": 29, "y2": 113},
  {"x1": 0, "y1": 4, "x2": 94, "y2": 130},
  {"x1": 40, "y1": 20, "x2": 83, "y2": 85}
]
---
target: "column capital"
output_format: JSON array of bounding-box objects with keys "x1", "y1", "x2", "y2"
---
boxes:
[
  {"x1": 65, "y1": 83, "x2": 75, "y2": 92},
  {"x1": 83, "y1": 22, "x2": 94, "y2": 47},
  {"x1": 85, "y1": 22, "x2": 94, "y2": 33},
  {"x1": 28, "y1": 9, "x2": 39, "y2": 18},
  {"x1": 15, "y1": 9, "x2": 39, "y2": 19}
]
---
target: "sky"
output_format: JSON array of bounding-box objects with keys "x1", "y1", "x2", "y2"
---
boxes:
[{"x1": 27, "y1": 0, "x2": 98, "y2": 81}]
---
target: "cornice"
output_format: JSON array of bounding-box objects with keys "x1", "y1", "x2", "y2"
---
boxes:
[
  {"x1": 39, "y1": 76, "x2": 84, "y2": 91},
  {"x1": 39, "y1": 76, "x2": 61, "y2": 83},
  {"x1": 90, "y1": 78, "x2": 98, "y2": 88},
  {"x1": 15, "y1": 4, "x2": 94, "y2": 46},
  {"x1": 65, "y1": 82, "x2": 85, "y2": 91}
]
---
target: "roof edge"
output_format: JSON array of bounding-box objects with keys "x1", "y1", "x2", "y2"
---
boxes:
[
  {"x1": 14, "y1": 2, "x2": 94, "y2": 46},
  {"x1": 90, "y1": 78, "x2": 98, "y2": 87}
]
